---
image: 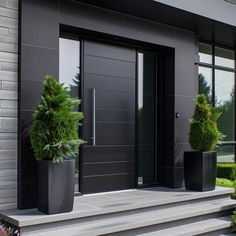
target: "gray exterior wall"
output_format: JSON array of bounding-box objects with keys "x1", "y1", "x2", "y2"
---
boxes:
[
  {"x1": 61, "y1": 0, "x2": 197, "y2": 188},
  {"x1": 19, "y1": 0, "x2": 197, "y2": 209},
  {"x1": 0, "y1": 0, "x2": 18, "y2": 210}
]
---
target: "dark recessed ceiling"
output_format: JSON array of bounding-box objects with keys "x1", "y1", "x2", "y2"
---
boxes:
[{"x1": 225, "y1": 0, "x2": 236, "y2": 5}]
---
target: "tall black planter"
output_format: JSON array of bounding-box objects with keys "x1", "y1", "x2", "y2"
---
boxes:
[
  {"x1": 37, "y1": 159, "x2": 75, "y2": 214},
  {"x1": 184, "y1": 151, "x2": 216, "y2": 191}
]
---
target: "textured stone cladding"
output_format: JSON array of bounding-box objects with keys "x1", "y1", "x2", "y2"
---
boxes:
[{"x1": 0, "y1": 0, "x2": 18, "y2": 210}]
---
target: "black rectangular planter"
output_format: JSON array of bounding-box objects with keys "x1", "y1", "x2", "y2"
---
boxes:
[
  {"x1": 37, "y1": 159, "x2": 75, "y2": 214},
  {"x1": 184, "y1": 151, "x2": 216, "y2": 191}
]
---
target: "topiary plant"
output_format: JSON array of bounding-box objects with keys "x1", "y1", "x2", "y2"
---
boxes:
[
  {"x1": 189, "y1": 94, "x2": 223, "y2": 152},
  {"x1": 30, "y1": 75, "x2": 85, "y2": 163}
]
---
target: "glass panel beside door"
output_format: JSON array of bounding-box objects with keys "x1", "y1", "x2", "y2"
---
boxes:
[
  {"x1": 59, "y1": 37, "x2": 81, "y2": 193},
  {"x1": 137, "y1": 50, "x2": 157, "y2": 186}
]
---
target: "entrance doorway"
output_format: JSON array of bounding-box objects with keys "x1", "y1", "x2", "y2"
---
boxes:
[{"x1": 60, "y1": 36, "x2": 160, "y2": 194}]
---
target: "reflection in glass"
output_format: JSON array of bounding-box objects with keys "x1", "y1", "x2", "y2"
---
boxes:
[
  {"x1": 215, "y1": 70, "x2": 235, "y2": 142},
  {"x1": 217, "y1": 145, "x2": 235, "y2": 163},
  {"x1": 59, "y1": 37, "x2": 80, "y2": 192},
  {"x1": 59, "y1": 38, "x2": 80, "y2": 99},
  {"x1": 138, "y1": 51, "x2": 156, "y2": 185},
  {"x1": 215, "y1": 47, "x2": 235, "y2": 69},
  {"x1": 198, "y1": 66, "x2": 212, "y2": 103},
  {"x1": 199, "y1": 43, "x2": 212, "y2": 64}
]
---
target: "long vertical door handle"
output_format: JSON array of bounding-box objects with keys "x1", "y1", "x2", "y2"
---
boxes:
[{"x1": 91, "y1": 88, "x2": 96, "y2": 146}]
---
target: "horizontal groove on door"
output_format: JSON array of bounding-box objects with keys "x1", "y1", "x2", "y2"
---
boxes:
[
  {"x1": 84, "y1": 90, "x2": 135, "y2": 111},
  {"x1": 84, "y1": 161, "x2": 135, "y2": 165},
  {"x1": 84, "y1": 72, "x2": 135, "y2": 81},
  {"x1": 83, "y1": 173, "x2": 135, "y2": 178},
  {"x1": 83, "y1": 162, "x2": 135, "y2": 176},
  {"x1": 84, "y1": 53, "x2": 136, "y2": 64},
  {"x1": 82, "y1": 173, "x2": 135, "y2": 194},
  {"x1": 83, "y1": 123, "x2": 135, "y2": 145},
  {"x1": 84, "y1": 56, "x2": 135, "y2": 79},
  {"x1": 83, "y1": 145, "x2": 135, "y2": 147},
  {"x1": 85, "y1": 73, "x2": 135, "y2": 92},
  {"x1": 84, "y1": 121, "x2": 135, "y2": 124},
  {"x1": 86, "y1": 108, "x2": 136, "y2": 111},
  {"x1": 85, "y1": 88, "x2": 135, "y2": 95},
  {"x1": 84, "y1": 108, "x2": 135, "y2": 123},
  {"x1": 84, "y1": 41, "x2": 136, "y2": 62},
  {"x1": 83, "y1": 146, "x2": 135, "y2": 162}
]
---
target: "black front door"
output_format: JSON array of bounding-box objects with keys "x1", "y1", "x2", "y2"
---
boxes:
[{"x1": 81, "y1": 40, "x2": 136, "y2": 194}]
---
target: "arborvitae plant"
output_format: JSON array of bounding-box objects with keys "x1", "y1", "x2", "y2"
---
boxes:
[
  {"x1": 30, "y1": 75, "x2": 85, "y2": 163},
  {"x1": 189, "y1": 94, "x2": 223, "y2": 152}
]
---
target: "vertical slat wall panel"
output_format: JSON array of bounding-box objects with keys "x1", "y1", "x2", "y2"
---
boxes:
[{"x1": 0, "y1": 0, "x2": 18, "y2": 210}]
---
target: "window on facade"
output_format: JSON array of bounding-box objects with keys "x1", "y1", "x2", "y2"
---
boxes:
[
  {"x1": 59, "y1": 37, "x2": 81, "y2": 192},
  {"x1": 198, "y1": 66, "x2": 212, "y2": 103},
  {"x1": 198, "y1": 43, "x2": 235, "y2": 162},
  {"x1": 215, "y1": 47, "x2": 235, "y2": 68},
  {"x1": 199, "y1": 43, "x2": 212, "y2": 64}
]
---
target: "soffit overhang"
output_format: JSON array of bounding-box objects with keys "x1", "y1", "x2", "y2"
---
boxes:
[{"x1": 75, "y1": 0, "x2": 236, "y2": 47}]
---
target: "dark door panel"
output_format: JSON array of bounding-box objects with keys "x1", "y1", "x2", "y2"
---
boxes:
[
  {"x1": 84, "y1": 108, "x2": 135, "y2": 123},
  {"x1": 84, "y1": 41, "x2": 136, "y2": 62},
  {"x1": 81, "y1": 40, "x2": 136, "y2": 193},
  {"x1": 83, "y1": 146, "x2": 135, "y2": 163},
  {"x1": 83, "y1": 88, "x2": 135, "y2": 109},
  {"x1": 83, "y1": 122, "x2": 135, "y2": 146},
  {"x1": 84, "y1": 73, "x2": 135, "y2": 93},
  {"x1": 84, "y1": 55, "x2": 136, "y2": 79},
  {"x1": 82, "y1": 174, "x2": 135, "y2": 194},
  {"x1": 83, "y1": 161, "x2": 135, "y2": 176}
]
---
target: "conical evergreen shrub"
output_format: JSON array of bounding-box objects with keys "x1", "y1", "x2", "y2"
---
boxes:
[
  {"x1": 30, "y1": 75, "x2": 85, "y2": 163},
  {"x1": 189, "y1": 94, "x2": 223, "y2": 152}
]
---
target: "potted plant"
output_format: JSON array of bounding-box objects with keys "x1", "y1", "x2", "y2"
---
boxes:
[
  {"x1": 184, "y1": 94, "x2": 223, "y2": 191},
  {"x1": 30, "y1": 75, "x2": 85, "y2": 214}
]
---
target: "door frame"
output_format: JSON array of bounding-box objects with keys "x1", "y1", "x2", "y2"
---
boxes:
[{"x1": 60, "y1": 26, "x2": 163, "y2": 193}]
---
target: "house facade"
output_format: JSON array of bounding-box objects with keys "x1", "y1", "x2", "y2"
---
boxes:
[{"x1": 0, "y1": 0, "x2": 236, "y2": 211}]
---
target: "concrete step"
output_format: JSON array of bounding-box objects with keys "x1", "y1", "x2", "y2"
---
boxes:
[
  {"x1": 21, "y1": 198, "x2": 236, "y2": 236},
  {"x1": 1, "y1": 187, "x2": 234, "y2": 235},
  {"x1": 138, "y1": 216, "x2": 232, "y2": 236},
  {"x1": 1, "y1": 187, "x2": 234, "y2": 229}
]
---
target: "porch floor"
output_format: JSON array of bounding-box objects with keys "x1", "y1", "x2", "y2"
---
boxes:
[{"x1": 1, "y1": 186, "x2": 234, "y2": 228}]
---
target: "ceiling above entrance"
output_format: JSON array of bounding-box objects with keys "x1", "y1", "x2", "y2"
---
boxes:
[{"x1": 225, "y1": 0, "x2": 236, "y2": 4}]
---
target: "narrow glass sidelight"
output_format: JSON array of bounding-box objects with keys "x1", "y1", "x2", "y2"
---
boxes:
[
  {"x1": 137, "y1": 51, "x2": 157, "y2": 186},
  {"x1": 59, "y1": 37, "x2": 81, "y2": 193}
]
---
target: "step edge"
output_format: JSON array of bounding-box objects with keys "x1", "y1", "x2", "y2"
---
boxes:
[
  {"x1": 6, "y1": 189, "x2": 235, "y2": 227},
  {"x1": 22, "y1": 214, "x2": 234, "y2": 236},
  {"x1": 59, "y1": 204, "x2": 235, "y2": 235},
  {"x1": 137, "y1": 216, "x2": 233, "y2": 236},
  {"x1": 21, "y1": 202, "x2": 236, "y2": 235}
]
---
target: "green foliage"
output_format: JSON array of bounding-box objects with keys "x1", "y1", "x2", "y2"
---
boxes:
[
  {"x1": 30, "y1": 75, "x2": 85, "y2": 163},
  {"x1": 217, "y1": 163, "x2": 236, "y2": 181},
  {"x1": 216, "y1": 177, "x2": 236, "y2": 199},
  {"x1": 189, "y1": 94, "x2": 223, "y2": 152},
  {"x1": 216, "y1": 177, "x2": 236, "y2": 188},
  {"x1": 198, "y1": 73, "x2": 211, "y2": 104},
  {"x1": 232, "y1": 207, "x2": 236, "y2": 232}
]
